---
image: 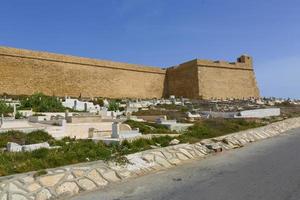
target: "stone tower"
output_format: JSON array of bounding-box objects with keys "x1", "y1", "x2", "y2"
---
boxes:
[{"x1": 165, "y1": 55, "x2": 260, "y2": 99}]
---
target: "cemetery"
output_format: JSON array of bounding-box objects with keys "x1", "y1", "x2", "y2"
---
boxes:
[
  {"x1": 0, "y1": 3, "x2": 299, "y2": 199},
  {"x1": 0, "y1": 117, "x2": 264, "y2": 176},
  {"x1": 0, "y1": 93, "x2": 299, "y2": 177}
]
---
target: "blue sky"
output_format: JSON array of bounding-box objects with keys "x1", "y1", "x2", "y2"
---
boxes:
[{"x1": 0, "y1": 0, "x2": 299, "y2": 98}]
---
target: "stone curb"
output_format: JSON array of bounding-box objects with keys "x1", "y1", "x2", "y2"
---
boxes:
[{"x1": 1, "y1": 117, "x2": 300, "y2": 200}]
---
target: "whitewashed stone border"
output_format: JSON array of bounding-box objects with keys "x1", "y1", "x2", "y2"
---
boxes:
[{"x1": 1, "y1": 117, "x2": 300, "y2": 200}]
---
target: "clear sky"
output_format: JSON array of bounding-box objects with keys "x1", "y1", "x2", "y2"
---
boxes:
[{"x1": 0, "y1": 0, "x2": 299, "y2": 99}]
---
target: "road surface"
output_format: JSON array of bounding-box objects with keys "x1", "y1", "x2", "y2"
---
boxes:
[{"x1": 71, "y1": 128, "x2": 300, "y2": 200}]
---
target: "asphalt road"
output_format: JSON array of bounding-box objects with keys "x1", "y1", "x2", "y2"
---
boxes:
[{"x1": 72, "y1": 128, "x2": 300, "y2": 200}]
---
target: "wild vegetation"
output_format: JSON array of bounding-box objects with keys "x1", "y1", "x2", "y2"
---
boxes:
[
  {"x1": 156, "y1": 104, "x2": 190, "y2": 112},
  {"x1": 0, "y1": 138, "x2": 111, "y2": 176},
  {"x1": 124, "y1": 120, "x2": 177, "y2": 134},
  {"x1": 178, "y1": 119, "x2": 262, "y2": 143},
  {"x1": 0, "y1": 100, "x2": 13, "y2": 116},
  {"x1": 19, "y1": 93, "x2": 65, "y2": 112},
  {"x1": 133, "y1": 107, "x2": 187, "y2": 122},
  {"x1": 0, "y1": 119, "x2": 264, "y2": 176},
  {"x1": 92, "y1": 98, "x2": 104, "y2": 107},
  {"x1": 276, "y1": 102, "x2": 300, "y2": 118},
  {"x1": 0, "y1": 130, "x2": 55, "y2": 148}
]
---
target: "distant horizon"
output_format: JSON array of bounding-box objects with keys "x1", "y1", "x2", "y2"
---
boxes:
[{"x1": 1, "y1": 0, "x2": 299, "y2": 99}]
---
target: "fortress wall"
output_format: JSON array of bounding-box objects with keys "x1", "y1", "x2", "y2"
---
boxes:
[
  {"x1": 0, "y1": 46, "x2": 164, "y2": 73},
  {"x1": 197, "y1": 56, "x2": 260, "y2": 99},
  {"x1": 197, "y1": 66, "x2": 259, "y2": 99},
  {"x1": 0, "y1": 47, "x2": 166, "y2": 98},
  {"x1": 0, "y1": 46, "x2": 260, "y2": 100},
  {"x1": 165, "y1": 60, "x2": 199, "y2": 98},
  {"x1": 165, "y1": 55, "x2": 260, "y2": 99}
]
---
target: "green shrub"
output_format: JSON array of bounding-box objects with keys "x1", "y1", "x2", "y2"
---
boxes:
[
  {"x1": 15, "y1": 111, "x2": 23, "y2": 119},
  {"x1": 25, "y1": 130, "x2": 54, "y2": 145},
  {"x1": 125, "y1": 120, "x2": 173, "y2": 134},
  {"x1": 0, "y1": 139, "x2": 113, "y2": 176},
  {"x1": 0, "y1": 100, "x2": 13, "y2": 116},
  {"x1": 0, "y1": 130, "x2": 54, "y2": 147},
  {"x1": 31, "y1": 148, "x2": 49, "y2": 159},
  {"x1": 178, "y1": 119, "x2": 262, "y2": 143},
  {"x1": 0, "y1": 131, "x2": 26, "y2": 148},
  {"x1": 115, "y1": 135, "x2": 173, "y2": 155},
  {"x1": 19, "y1": 93, "x2": 65, "y2": 112},
  {"x1": 108, "y1": 100, "x2": 119, "y2": 111},
  {"x1": 152, "y1": 135, "x2": 173, "y2": 147},
  {"x1": 33, "y1": 170, "x2": 47, "y2": 178}
]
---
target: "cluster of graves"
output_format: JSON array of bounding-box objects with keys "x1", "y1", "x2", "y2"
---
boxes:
[{"x1": 0, "y1": 95, "x2": 289, "y2": 148}]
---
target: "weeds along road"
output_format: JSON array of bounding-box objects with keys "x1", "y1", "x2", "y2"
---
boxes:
[{"x1": 71, "y1": 128, "x2": 300, "y2": 200}]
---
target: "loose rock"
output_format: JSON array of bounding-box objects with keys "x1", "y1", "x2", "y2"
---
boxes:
[{"x1": 169, "y1": 139, "x2": 180, "y2": 145}]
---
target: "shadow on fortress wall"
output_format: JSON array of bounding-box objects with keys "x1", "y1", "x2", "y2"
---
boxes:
[{"x1": 162, "y1": 69, "x2": 170, "y2": 98}]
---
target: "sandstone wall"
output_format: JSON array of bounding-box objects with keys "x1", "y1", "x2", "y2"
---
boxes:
[
  {"x1": 0, "y1": 46, "x2": 166, "y2": 99},
  {"x1": 166, "y1": 55, "x2": 260, "y2": 99},
  {"x1": 165, "y1": 60, "x2": 199, "y2": 98},
  {"x1": 0, "y1": 46, "x2": 260, "y2": 99},
  {"x1": 198, "y1": 66, "x2": 260, "y2": 99}
]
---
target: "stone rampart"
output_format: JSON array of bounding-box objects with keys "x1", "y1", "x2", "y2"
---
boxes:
[
  {"x1": 0, "y1": 46, "x2": 260, "y2": 99},
  {"x1": 165, "y1": 60, "x2": 199, "y2": 98},
  {"x1": 166, "y1": 55, "x2": 260, "y2": 99},
  {"x1": 0, "y1": 46, "x2": 166, "y2": 99}
]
